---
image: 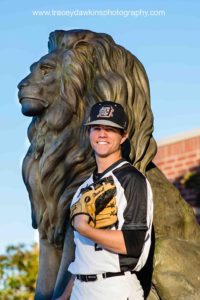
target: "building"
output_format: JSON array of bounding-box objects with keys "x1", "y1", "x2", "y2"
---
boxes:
[{"x1": 153, "y1": 129, "x2": 200, "y2": 222}]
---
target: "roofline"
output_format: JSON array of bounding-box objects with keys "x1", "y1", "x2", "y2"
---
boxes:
[{"x1": 157, "y1": 128, "x2": 200, "y2": 146}]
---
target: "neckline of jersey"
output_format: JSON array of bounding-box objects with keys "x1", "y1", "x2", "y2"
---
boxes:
[{"x1": 93, "y1": 158, "x2": 128, "y2": 181}]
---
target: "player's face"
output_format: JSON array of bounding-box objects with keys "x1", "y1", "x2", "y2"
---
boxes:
[{"x1": 89, "y1": 125, "x2": 128, "y2": 160}]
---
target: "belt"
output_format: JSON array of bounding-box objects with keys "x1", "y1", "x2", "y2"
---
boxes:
[{"x1": 76, "y1": 270, "x2": 135, "y2": 282}]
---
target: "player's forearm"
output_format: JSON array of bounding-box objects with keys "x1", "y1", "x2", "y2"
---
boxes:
[{"x1": 76, "y1": 222, "x2": 127, "y2": 254}]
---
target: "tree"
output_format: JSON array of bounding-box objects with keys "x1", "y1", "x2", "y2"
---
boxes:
[
  {"x1": 0, "y1": 243, "x2": 38, "y2": 300},
  {"x1": 182, "y1": 171, "x2": 200, "y2": 194},
  {"x1": 180, "y1": 170, "x2": 200, "y2": 223}
]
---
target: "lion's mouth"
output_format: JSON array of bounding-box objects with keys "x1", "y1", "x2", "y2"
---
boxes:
[{"x1": 19, "y1": 97, "x2": 49, "y2": 108}]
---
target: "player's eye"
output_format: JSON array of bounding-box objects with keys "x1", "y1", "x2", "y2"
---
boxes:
[
  {"x1": 105, "y1": 127, "x2": 119, "y2": 133},
  {"x1": 106, "y1": 127, "x2": 115, "y2": 132},
  {"x1": 91, "y1": 126, "x2": 101, "y2": 131}
]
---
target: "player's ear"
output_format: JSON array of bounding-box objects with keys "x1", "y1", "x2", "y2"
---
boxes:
[{"x1": 120, "y1": 132, "x2": 129, "y2": 145}]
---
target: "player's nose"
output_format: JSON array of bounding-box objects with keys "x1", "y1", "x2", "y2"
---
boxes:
[{"x1": 98, "y1": 128, "x2": 108, "y2": 137}]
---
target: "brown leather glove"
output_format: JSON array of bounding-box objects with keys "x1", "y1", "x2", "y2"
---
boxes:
[{"x1": 70, "y1": 176, "x2": 118, "y2": 229}]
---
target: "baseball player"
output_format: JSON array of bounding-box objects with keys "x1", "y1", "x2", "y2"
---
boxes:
[{"x1": 56, "y1": 101, "x2": 153, "y2": 300}]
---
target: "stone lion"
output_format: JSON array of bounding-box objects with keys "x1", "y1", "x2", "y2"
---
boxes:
[{"x1": 18, "y1": 29, "x2": 200, "y2": 299}]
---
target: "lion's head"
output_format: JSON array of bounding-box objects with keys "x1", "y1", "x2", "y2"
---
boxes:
[{"x1": 18, "y1": 29, "x2": 157, "y2": 247}]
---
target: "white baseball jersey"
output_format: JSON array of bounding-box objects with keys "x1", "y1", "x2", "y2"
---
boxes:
[{"x1": 68, "y1": 159, "x2": 153, "y2": 275}]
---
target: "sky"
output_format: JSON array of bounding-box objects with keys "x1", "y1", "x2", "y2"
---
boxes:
[{"x1": 0, "y1": 0, "x2": 200, "y2": 253}]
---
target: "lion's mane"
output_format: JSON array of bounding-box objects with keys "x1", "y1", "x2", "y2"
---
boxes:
[{"x1": 23, "y1": 29, "x2": 157, "y2": 246}]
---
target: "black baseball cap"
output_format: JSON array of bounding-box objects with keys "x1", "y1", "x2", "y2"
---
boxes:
[{"x1": 85, "y1": 101, "x2": 128, "y2": 131}]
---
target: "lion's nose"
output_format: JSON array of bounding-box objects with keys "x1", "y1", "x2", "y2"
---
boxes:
[{"x1": 17, "y1": 76, "x2": 29, "y2": 89}]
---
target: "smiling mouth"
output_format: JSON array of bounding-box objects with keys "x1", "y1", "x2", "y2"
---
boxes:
[{"x1": 97, "y1": 142, "x2": 108, "y2": 145}]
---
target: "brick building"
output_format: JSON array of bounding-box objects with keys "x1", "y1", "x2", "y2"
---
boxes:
[{"x1": 153, "y1": 129, "x2": 200, "y2": 222}]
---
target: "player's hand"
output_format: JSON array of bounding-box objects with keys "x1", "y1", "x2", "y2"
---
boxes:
[
  {"x1": 70, "y1": 176, "x2": 117, "y2": 229},
  {"x1": 73, "y1": 214, "x2": 90, "y2": 233}
]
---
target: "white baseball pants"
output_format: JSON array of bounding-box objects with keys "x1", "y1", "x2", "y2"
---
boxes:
[{"x1": 70, "y1": 272, "x2": 144, "y2": 300}]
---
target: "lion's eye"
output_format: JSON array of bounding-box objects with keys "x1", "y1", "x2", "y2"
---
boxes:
[{"x1": 40, "y1": 64, "x2": 54, "y2": 75}]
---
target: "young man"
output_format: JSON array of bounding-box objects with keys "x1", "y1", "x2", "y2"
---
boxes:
[{"x1": 57, "y1": 101, "x2": 153, "y2": 300}]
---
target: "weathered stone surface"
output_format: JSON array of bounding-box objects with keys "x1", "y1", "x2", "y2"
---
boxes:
[{"x1": 146, "y1": 165, "x2": 200, "y2": 300}]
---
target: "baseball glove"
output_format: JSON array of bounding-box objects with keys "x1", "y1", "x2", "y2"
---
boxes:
[{"x1": 70, "y1": 176, "x2": 117, "y2": 229}]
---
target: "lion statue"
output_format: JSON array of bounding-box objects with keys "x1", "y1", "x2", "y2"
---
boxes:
[{"x1": 18, "y1": 29, "x2": 200, "y2": 299}]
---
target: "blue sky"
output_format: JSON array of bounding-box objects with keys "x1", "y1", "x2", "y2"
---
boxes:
[{"x1": 0, "y1": 0, "x2": 200, "y2": 253}]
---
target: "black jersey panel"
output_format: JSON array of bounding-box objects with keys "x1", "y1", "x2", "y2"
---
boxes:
[
  {"x1": 113, "y1": 164, "x2": 148, "y2": 230},
  {"x1": 122, "y1": 229, "x2": 146, "y2": 257},
  {"x1": 119, "y1": 254, "x2": 139, "y2": 272},
  {"x1": 113, "y1": 164, "x2": 148, "y2": 271}
]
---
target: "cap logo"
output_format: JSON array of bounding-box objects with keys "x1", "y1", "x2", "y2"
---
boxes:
[{"x1": 97, "y1": 106, "x2": 114, "y2": 118}]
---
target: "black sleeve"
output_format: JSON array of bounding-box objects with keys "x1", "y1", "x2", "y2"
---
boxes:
[
  {"x1": 122, "y1": 229, "x2": 146, "y2": 257},
  {"x1": 113, "y1": 165, "x2": 148, "y2": 260},
  {"x1": 122, "y1": 170, "x2": 148, "y2": 230}
]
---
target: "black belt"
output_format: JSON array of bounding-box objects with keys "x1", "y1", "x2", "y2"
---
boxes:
[{"x1": 76, "y1": 270, "x2": 135, "y2": 282}]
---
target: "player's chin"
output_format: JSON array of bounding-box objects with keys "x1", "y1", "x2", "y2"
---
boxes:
[{"x1": 94, "y1": 150, "x2": 110, "y2": 158}]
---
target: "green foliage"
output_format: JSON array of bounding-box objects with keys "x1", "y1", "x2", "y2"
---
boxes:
[
  {"x1": 0, "y1": 243, "x2": 38, "y2": 299},
  {"x1": 181, "y1": 171, "x2": 200, "y2": 193}
]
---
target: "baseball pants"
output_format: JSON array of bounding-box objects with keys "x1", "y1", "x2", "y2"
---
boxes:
[{"x1": 70, "y1": 272, "x2": 144, "y2": 300}]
